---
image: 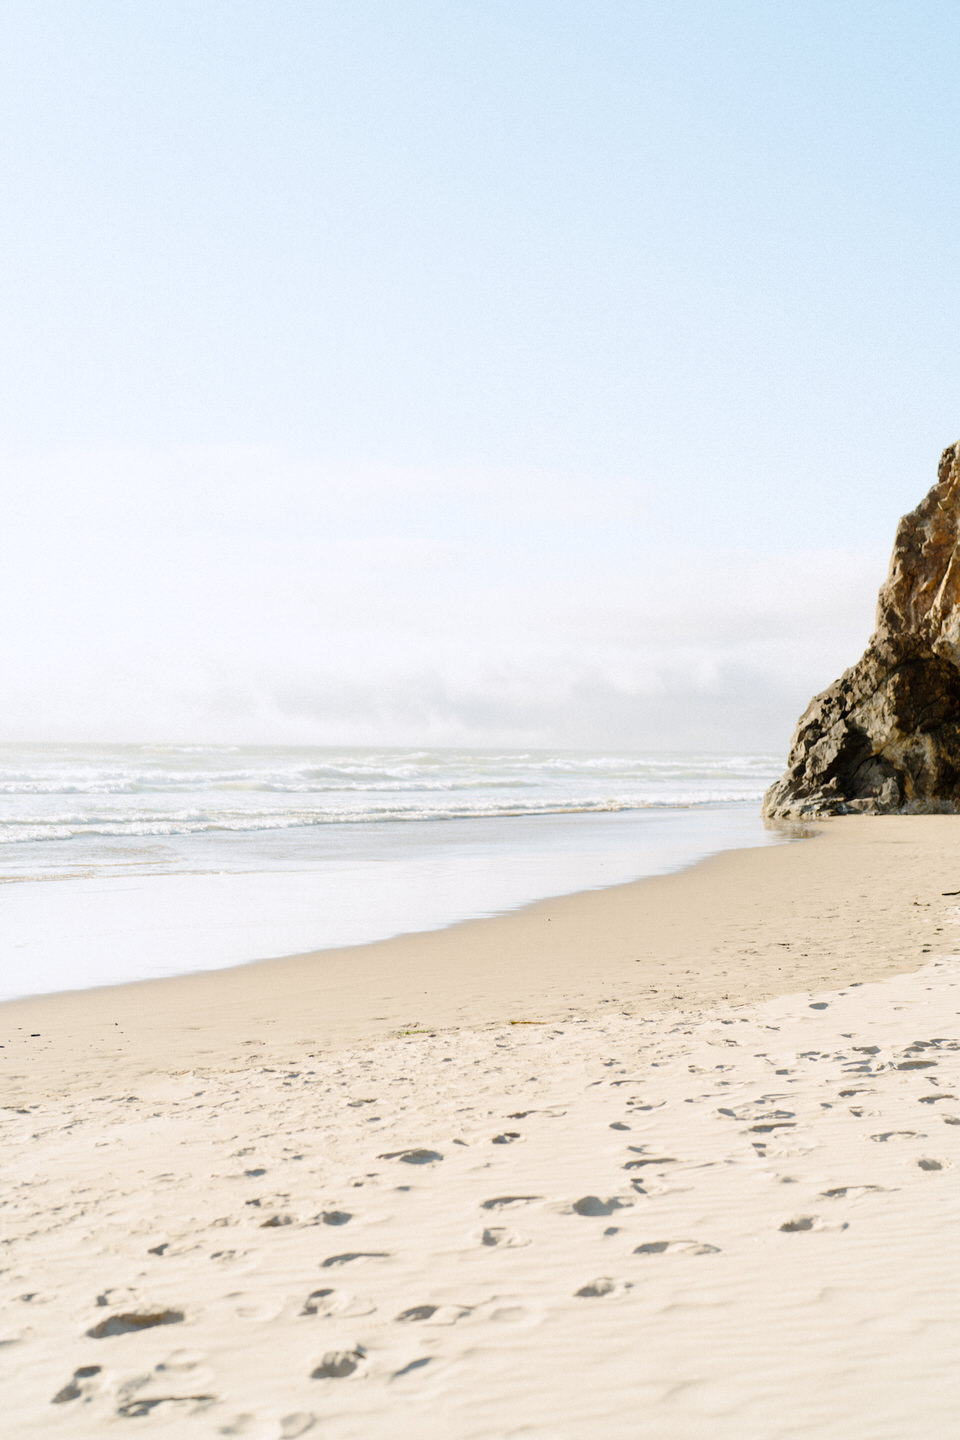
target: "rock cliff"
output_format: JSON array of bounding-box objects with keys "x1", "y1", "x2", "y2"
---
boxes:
[{"x1": 763, "y1": 440, "x2": 960, "y2": 818}]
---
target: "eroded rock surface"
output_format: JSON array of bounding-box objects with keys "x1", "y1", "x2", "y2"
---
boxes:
[{"x1": 764, "y1": 441, "x2": 960, "y2": 817}]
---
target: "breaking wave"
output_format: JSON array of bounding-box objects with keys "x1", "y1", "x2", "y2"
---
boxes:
[{"x1": 0, "y1": 743, "x2": 783, "y2": 847}]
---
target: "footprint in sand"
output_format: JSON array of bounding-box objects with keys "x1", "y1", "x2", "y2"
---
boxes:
[
  {"x1": 481, "y1": 1196, "x2": 541, "y2": 1211},
  {"x1": 575, "y1": 1277, "x2": 633, "y2": 1298},
  {"x1": 205, "y1": 1410, "x2": 260, "y2": 1435},
  {"x1": 478, "y1": 1299, "x2": 541, "y2": 1324},
  {"x1": 392, "y1": 1357, "x2": 432, "y2": 1380},
  {"x1": 572, "y1": 1196, "x2": 632, "y2": 1216},
  {"x1": 491, "y1": 1132, "x2": 522, "y2": 1144},
  {"x1": 575, "y1": 1278, "x2": 616, "y2": 1298},
  {"x1": 871, "y1": 1131, "x2": 924, "y2": 1143},
  {"x1": 377, "y1": 1149, "x2": 443, "y2": 1165},
  {"x1": 301, "y1": 1289, "x2": 337, "y2": 1316},
  {"x1": 917, "y1": 1157, "x2": 946, "y2": 1170},
  {"x1": 821, "y1": 1185, "x2": 884, "y2": 1199},
  {"x1": 301, "y1": 1289, "x2": 376, "y2": 1318},
  {"x1": 395, "y1": 1304, "x2": 437, "y2": 1322},
  {"x1": 87, "y1": 1308, "x2": 184, "y2": 1339},
  {"x1": 480, "y1": 1226, "x2": 529, "y2": 1248},
  {"x1": 633, "y1": 1240, "x2": 720, "y2": 1256},
  {"x1": 320, "y1": 1251, "x2": 391, "y2": 1268},
  {"x1": 623, "y1": 1154, "x2": 679, "y2": 1170},
  {"x1": 778, "y1": 1216, "x2": 848, "y2": 1233},
  {"x1": 310, "y1": 1348, "x2": 364, "y2": 1379},
  {"x1": 116, "y1": 1394, "x2": 216, "y2": 1418},
  {"x1": 394, "y1": 1303, "x2": 471, "y2": 1325},
  {"x1": 51, "y1": 1366, "x2": 102, "y2": 1404},
  {"x1": 280, "y1": 1417, "x2": 318, "y2": 1439}
]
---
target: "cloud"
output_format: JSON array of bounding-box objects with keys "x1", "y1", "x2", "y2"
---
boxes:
[{"x1": 1, "y1": 445, "x2": 889, "y2": 748}]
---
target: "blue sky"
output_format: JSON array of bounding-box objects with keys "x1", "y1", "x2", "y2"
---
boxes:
[{"x1": 3, "y1": 1, "x2": 960, "y2": 746}]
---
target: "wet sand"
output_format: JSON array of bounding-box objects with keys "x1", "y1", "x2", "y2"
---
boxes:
[{"x1": 2, "y1": 815, "x2": 953, "y2": 1101}]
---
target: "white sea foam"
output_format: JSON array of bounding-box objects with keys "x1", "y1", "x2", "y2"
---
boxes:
[{"x1": 0, "y1": 744, "x2": 781, "y2": 844}]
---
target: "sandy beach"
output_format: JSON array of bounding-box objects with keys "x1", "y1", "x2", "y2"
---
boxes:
[{"x1": 5, "y1": 814, "x2": 960, "y2": 1437}]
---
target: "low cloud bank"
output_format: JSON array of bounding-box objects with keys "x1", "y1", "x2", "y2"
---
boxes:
[{"x1": 2, "y1": 446, "x2": 885, "y2": 750}]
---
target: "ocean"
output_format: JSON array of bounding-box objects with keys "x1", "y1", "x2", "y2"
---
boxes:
[{"x1": 0, "y1": 744, "x2": 785, "y2": 1002}]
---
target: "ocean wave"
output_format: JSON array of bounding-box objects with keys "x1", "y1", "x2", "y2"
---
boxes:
[
  {"x1": 0, "y1": 745, "x2": 783, "y2": 856},
  {"x1": 0, "y1": 754, "x2": 782, "y2": 796},
  {"x1": 0, "y1": 791, "x2": 770, "y2": 843}
]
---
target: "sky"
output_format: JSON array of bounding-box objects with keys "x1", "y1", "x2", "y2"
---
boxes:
[{"x1": 3, "y1": 0, "x2": 960, "y2": 750}]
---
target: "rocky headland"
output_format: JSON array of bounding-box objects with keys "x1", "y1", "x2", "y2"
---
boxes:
[{"x1": 764, "y1": 440, "x2": 960, "y2": 817}]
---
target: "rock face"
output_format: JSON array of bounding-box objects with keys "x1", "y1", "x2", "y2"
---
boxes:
[{"x1": 763, "y1": 441, "x2": 960, "y2": 818}]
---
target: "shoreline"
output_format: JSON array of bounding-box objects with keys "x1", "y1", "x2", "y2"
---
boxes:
[
  {"x1": 4, "y1": 814, "x2": 958, "y2": 1103},
  {"x1": 0, "y1": 804, "x2": 780, "y2": 1002}
]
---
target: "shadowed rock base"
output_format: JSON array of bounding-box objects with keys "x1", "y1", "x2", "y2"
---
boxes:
[{"x1": 764, "y1": 440, "x2": 960, "y2": 818}]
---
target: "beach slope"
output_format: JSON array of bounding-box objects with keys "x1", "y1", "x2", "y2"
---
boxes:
[{"x1": 4, "y1": 815, "x2": 960, "y2": 1437}]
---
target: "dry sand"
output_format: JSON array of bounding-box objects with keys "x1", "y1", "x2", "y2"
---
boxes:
[{"x1": 4, "y1": 815, "x2": 960, "y2": 1436}]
